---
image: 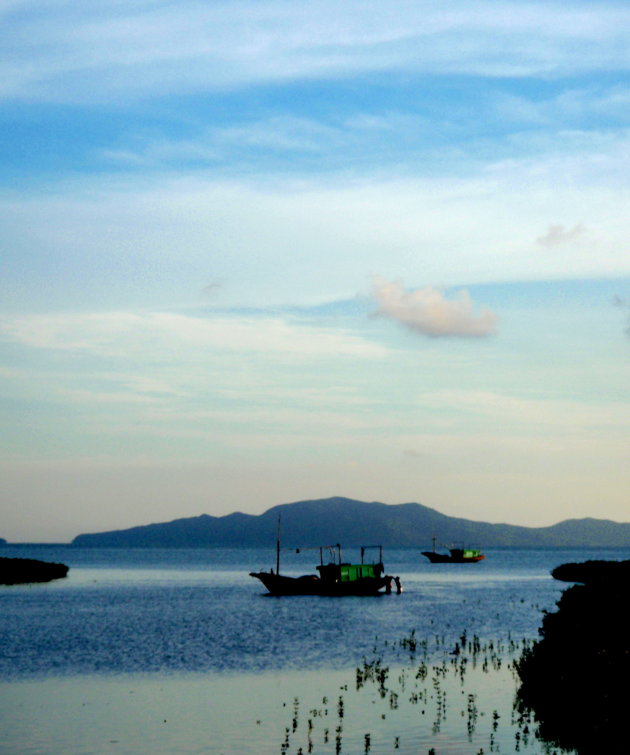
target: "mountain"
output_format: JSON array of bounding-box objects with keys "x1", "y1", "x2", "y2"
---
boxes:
[{"x1": 71, "y1": 497, "x2": 630, "y2": 548}]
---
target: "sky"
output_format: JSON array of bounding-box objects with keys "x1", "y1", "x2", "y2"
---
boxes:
[{"x1": 1, "y1": 1, "x2": 629, "y2": 542}]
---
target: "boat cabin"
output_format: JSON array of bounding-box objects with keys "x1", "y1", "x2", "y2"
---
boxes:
[
  {"x1": 317, "y1": 561, "x2": 384, "y2": 582},
  {"x1": 315, "y1": 544, "x2": 384, "y2": 583},
  {"x1": 454, "y1": 548, "x2": 482, "y2": 560}
]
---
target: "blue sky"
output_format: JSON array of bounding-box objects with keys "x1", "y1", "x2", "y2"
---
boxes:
[{"x1": 1, "y1": 1, "x2": 628, "y2": 541}]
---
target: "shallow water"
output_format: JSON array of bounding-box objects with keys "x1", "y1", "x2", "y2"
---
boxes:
[
  {"x1": 1, "y1": 545, "x2": 626, "y2": 753},
  {"x1": 1, "y1": 658, "x2": 539, "y2": 754}
]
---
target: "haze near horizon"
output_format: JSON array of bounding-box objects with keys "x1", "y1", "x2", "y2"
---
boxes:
[{"x1": 1, "y1": 1, "x2": 628, "y2": 542}]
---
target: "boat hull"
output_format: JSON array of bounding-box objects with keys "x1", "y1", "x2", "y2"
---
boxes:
[
  {"x1": 249, "y1": 571, "x2": 391, "y2": 596},
  {"x1": 422, "y1": 551, "x2": 485, "y2": 564}
]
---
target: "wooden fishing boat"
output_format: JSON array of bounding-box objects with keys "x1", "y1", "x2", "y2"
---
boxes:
[
  {"x1": 422, "y1": 537, "x2": 485, "y2": 564},
  {"x1": 250, "y1": 528, "x2": 399, "y2": 596}
]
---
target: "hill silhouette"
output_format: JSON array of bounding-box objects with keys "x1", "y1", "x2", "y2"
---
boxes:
[{"x1": 70, "y1": 497, "x2": 630, "y2": 548}]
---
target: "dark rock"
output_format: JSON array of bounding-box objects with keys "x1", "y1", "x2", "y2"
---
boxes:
[
  {"x1": 0, "y1": 556, "x2": 69, "y2": 585},
  {"x1": 551, "y1": 558, "x2": 630, "y2": 584},
  {"x1": 516, "y1": 560, "x2": 630, "y2": 754}
]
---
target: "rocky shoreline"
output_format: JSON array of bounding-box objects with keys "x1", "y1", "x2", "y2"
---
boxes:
[
  {"x1": 516, "y1": 559, "x2": 629, "y2": 754},
  {"x1": 0, "y1": 556, "x2": 69, "y2": 585}
]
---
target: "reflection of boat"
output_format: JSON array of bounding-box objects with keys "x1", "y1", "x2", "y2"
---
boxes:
[
  {"x1": 250, "y1": 524, "x2": 398, "y2": 595},
  {"x1": 422, "y1": 537, "x2": 485, "y2": 564}
]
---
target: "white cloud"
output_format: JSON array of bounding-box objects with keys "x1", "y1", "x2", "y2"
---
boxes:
[{"x1": 371, "y1": 277, "x2": 497, "y2": 337}]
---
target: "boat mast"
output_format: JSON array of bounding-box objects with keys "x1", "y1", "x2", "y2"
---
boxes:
[{"x1": 276, "y1": 515, "x2": 281, "y2": 575}]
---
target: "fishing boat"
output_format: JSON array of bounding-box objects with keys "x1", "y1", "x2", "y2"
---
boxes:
[
  {"x1": 250, "y1": 528, "x2": 399, "y2": 596},
  {"x1": 422, "y1": 537, "x2": 485, "y2": 564}
]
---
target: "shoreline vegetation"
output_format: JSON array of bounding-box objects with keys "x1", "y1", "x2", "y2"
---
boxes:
[
  {"x1": 269, "y1": 558, "x2": 629, "y2": 754},
  {"x1": 516, "y1": 559, "x2": 629, "y2": 755},
  {"x1": 273, "y1": 630, "x2": 537, "y2": 755},
  {"x1": 0, "y1": 556, "x2": 69, "y2": 585}
]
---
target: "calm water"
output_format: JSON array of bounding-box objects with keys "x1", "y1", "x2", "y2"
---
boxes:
[{"x1": 1, "y1": 545, "x2": 627, "y2": 753}]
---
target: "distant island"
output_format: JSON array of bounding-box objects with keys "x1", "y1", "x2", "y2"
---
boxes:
[{"x1": 68, "y1": 496, "x2": 630, "y2": 548}]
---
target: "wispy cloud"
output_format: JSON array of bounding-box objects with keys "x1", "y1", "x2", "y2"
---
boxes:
[
  {"x1": 415, "y1": 389, "x2": 630, "y2": 432},
  {"x1": 101, "y1": 117, "x2": 348, "y2": 169},
  {"x1": 493, "y1": 85, "x2": 630, "y2": 127},
  {"x1": 2, "y1": 2, "x2": 630, "y2": 103},
  {"x1": 200, "y1": 281, "x2": 224, "y2": 300},
  {"x1": 371, "y1": 277, "x2": 497, "y2": 337},
  {"x1": 536, "y1": 223, "x2": 586, "y2": 247},
  {"x1": 4, "y1": 161, "x2": 627, "y2": 314},
  {"x1": 614, "y1": 294, "x2": 630, "y2": 337},
  {"x1": 0, "y1": 310, "x2": 388, "y2": 359}
]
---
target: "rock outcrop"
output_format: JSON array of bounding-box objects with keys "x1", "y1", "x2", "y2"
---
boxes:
[
  {"x1": 516, "y1": 559, "x2": 629, "y2": 754},
  {"x1": 0, "y1": 557, "x2": 69, "y2": 585}
]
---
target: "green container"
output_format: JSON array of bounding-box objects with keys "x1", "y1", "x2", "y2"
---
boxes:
[{"x1": 339, "y1": 564, "x2": 378, "y2": 582}]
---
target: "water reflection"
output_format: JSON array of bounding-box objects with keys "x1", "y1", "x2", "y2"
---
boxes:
[
  {"x1": 271, "y1": 633, "x2": 569, "y2": 754},
  {"x1": 3, "y1": 547, "x2": 626, "y2": 752},
  {"x1": 2, "y1": 638, "x2": 571, "y2": 755}
]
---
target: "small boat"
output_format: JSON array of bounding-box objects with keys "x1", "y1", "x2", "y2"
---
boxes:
[
  {"x1": 250, "y1": 523, "x2": 399, "y2": 595},
  {"x1": 422, "y1": 537, "x2": 485, "y2": 564}
]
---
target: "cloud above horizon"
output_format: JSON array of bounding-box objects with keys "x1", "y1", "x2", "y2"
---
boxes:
[
  {"x1": 3, "y1": 1, "x2": 630, "y2": 103},
  {"x1": 1, "y1": 0, "x2": 629, "y2": 541},
  {"x1": 536, "y1": 223, "x2": 586, "y2": 247},
  {"x1": 613, "y1": 294, "x2": 630, "y2": 337},
  {"x1": 0, "y1": 310, "x2": 388, "y2": 359},
  {"x1": 370, "y1": 277, "x2": 498, "y2": 337}
]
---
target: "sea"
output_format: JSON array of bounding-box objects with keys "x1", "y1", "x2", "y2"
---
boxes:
[{"x1": 1, "y1": 545, "x2": 627, "y2": 755}]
